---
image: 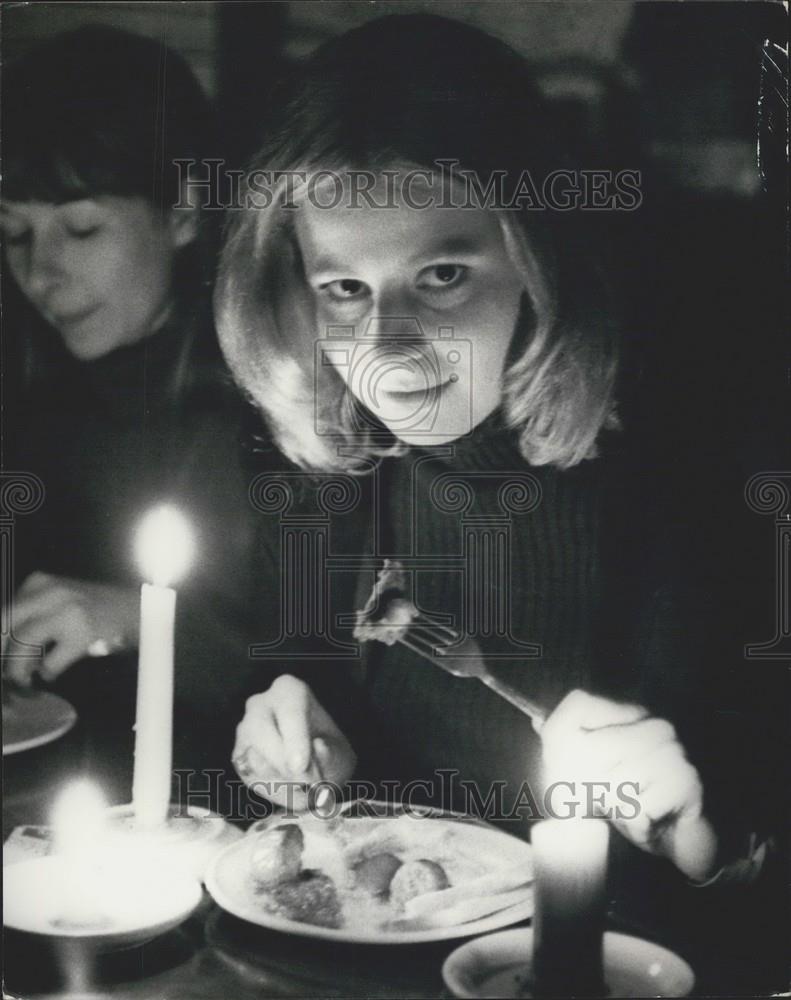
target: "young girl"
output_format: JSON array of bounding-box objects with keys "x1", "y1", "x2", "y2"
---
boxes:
[{"x1": 217, "y1": 15, "x2": 750, "y2": 884}]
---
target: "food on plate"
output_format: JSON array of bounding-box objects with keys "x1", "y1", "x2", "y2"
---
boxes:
[
  {"x1": 240, "y1": 813, "x2": 529, "y2": 935},
  {"x1": 353, "y1": 852, "x2": 403, "y2": 896},
  {"x1": 257, "y1": 870, "x2": 343, "y2": 929},
  {"x1": 250, "y1": 823, "x2": 304, "y2": 887},
  {"x1": 353, "y1": 559, "x2": 419, "y2": 646},
  {"x1": 389, "y1": 858, "x2": 450, "y2": 906},
  {"x1": 402, "y1": 867, "x2": 532, "y2": 919},
  {"x1": 248, "y1": 821, "x2": 343, "y2": 928}
]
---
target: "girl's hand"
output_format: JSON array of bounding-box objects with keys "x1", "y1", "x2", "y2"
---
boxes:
[
  {"x1": 540, "y1": 689, "x2": 719, "y2": 882},
  {"x1": 233, "y1": 674, "x2": 357, "y2": 810},
  {"x1": 2, "y1": 572, "x2": 139, "y2": 685}
]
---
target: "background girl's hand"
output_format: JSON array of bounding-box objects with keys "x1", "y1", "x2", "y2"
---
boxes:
[
  {"x1": 233, "y1": 674, "x2": 357, "y2": 810},
  {"x1": 540, "y1": 689, "x2": 719, "y2": 882},
  {"x1": 2, "y1": 572, "x2": 139, "y2": 685}
]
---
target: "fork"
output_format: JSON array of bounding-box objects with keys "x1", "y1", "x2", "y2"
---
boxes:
[{"x1": 398, "y1": 615, "x2": 546, "y2": 731}]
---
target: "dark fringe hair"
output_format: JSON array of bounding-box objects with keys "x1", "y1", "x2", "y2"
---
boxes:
[{"x1": 3, "y1": 25, "x2": 220, "y2": 405}]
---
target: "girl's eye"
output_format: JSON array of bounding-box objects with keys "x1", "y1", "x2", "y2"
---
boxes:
[
  {"x1": 3, "y1": 228, "x2": 31, "y2": 246},
  {"x1": 65, "y1": 224, "x2": 100, "y2": 240},
  {"x1": 320, "y1": 278, "x2": 370, "y2": 302},
  {"x1": 61, "y1": 203, "x2": 104, "y2": 239},
  {"x1": 417, "y1": 264, "x2": 468, "y2": 290}
]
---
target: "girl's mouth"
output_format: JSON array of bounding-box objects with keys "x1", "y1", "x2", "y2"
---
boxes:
[
  {"x1": 381, "y1": 378, "x2": 454, "y2": 400},
  {"x1": 51, "y1": 304, "x2": 100, "y2": 326}
]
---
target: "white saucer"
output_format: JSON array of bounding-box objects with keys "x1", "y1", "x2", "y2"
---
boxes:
[
  {"x1": 3, "y1": 690, "x2": 77, "y2": 755},
  {"x1": 443, "y1": 927, "x2": 695, "y2": 998},
  {"x1": 104, "y1": 803, "x2": 243, "y2": 882},
  {"x1": 3, "y1": 853, "x2": 202, "y2": 949}
]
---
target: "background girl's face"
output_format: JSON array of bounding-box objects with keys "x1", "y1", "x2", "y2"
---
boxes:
[
  {"x1": 1, "y1": 195, "x2": 190, "y2": 360},
  {"x1": 296, "y1": 173, "x2": 524, "y2": 445}
]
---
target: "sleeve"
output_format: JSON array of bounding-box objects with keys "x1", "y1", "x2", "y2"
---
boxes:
[{"x1": 596, "y1": 453, "x2": 785, "y2": 887}]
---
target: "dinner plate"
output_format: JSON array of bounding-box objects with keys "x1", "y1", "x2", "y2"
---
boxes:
[
  {"x1": 2, "y1": 689, "x2": 78, "y2": 755},
  {"x1": 442, "y1": 927, "x2": 695, "y2": 998},
  {"x1": 206, "y1": 810, "x2": 534, "y2": 945}
]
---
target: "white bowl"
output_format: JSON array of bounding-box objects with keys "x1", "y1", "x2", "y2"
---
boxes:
[{"x1": 443, "y1": 927, "x2": 695, "y2": 998}]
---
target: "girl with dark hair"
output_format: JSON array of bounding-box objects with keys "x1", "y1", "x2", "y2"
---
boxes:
[
  {"x1": 216, "y1": 14, "x2": 770, "y2": 887},
  {"x1": 2, "y1": 24, "x2": 215, "y2": 387},
  {"x1": 2, "y1": 26, "x2": 257, "y2": 797}
]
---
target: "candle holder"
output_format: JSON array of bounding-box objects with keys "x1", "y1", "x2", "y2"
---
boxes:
[
  {"x1": 4, "y1": 804, "x2": 242, "y2": 892},
  {"x1": 104, "y1": 803, "x2": 242, "y2": 882},
  {"x1": 3, "y1": 850, "x2": 201, "y2": 950},
  {"x1": 442, "y1": 927, "x2": 695, "y2": 998}
]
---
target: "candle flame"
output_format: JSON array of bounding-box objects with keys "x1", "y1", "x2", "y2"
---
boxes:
[
  {"x1": 541, "y1": 733, "x2": 598, "y2": 818},
  {"x1": 135, "y1": 505, "x2": 194, "y2": 587},
  {"x1": 52, "y1": 780, "x2": 107, "y2": 857}
]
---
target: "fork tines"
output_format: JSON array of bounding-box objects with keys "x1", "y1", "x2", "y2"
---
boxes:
[{"x1": 407, "y1": 616, "x2": 460, "y2": 650}]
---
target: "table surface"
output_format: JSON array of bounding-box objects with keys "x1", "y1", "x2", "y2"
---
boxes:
[{"x1": 4, "y1": 720, "x2": 788, "y2": 999}]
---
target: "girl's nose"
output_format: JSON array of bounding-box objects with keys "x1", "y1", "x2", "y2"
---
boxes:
[
  {"x1": 366, "y1": 290, "x2": 428, "y2": 342},
  {"x1": 25, "y1": 232, "x2": 67, "y2": 300}
]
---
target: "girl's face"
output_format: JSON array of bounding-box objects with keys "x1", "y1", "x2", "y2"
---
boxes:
[
  {"x1": 1, "y1": 194, "x2": 193, "y2": 360},
  {"x1": 296, "y1": 173, "x2": 524, "y2": 445}
]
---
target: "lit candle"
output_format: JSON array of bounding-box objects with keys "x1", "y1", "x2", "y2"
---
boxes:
[
  {"x1": 531, "y1": 818, "x2": 609, "y2": 997},
  {"x1": 51, "y1": 781, "x2": 110, "y2": 929},
  {"x1": 132, "y1": 506, "x2": 193, "y2": 830}
]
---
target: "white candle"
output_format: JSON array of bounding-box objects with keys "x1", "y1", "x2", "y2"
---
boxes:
[
  {"x1": 132, "y1": 506, "x2": 193, "y2": 830},
  {"x1": 531, "y1": 818, "x2": 609, "y2": 997}
]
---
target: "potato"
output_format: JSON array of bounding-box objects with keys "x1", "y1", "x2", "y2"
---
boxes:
[
  {"x1": 389, "y1": 859, "x2": 450, "y2": 907},
  {"x1": 354, "y1": 852, "x2": 403, "y2": 896},
  {"x1": 250, "y1": 823, "x2": 304, "y2": 887}
]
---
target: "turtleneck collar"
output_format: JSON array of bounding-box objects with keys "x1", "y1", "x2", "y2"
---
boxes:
[
  {"x1": 74, "y1": 312, "x2": 189, "y2": 419},
  {"x1": 407, "y1": 407, "x2": 526, "y2": 470}
]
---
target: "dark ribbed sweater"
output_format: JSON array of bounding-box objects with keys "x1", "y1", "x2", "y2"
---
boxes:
[
  {"x1": 360, "y1": 415, "x2": 699, "y2": 822},
  {"x1": 364, "y1": 421, "x2": 599, "y2": 811},
  {"x1": 250, "y1": 411, "x2": 699, "y2": 829}
]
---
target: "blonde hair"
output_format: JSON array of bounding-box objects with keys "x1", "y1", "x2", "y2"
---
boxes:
[{"x1": 215, "y1": 15, "x2": 619, "y2": 473}]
